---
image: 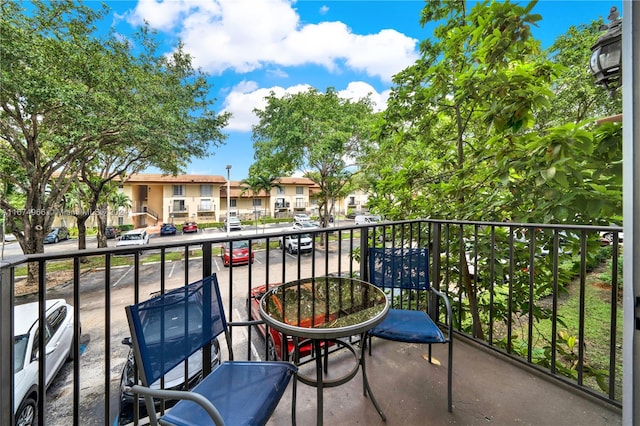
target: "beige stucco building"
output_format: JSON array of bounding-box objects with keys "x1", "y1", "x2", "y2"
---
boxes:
[
  {"x1": 53, "y1": 173, "x2": 371, "y2": 229},
  {"x1": 117, "y1": 174, "x2": 323, "y2": 227}
]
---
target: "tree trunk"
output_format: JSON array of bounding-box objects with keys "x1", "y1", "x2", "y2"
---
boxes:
[
  {"x1": 16, "y1": 210, "x2": 50, "y2": 284},
  {"x1": 75, "y1": 214, "x2": 90, "y2": 263},
  {"x1": 96, "y1": 205, "x2": 108, "y2": 248},
  {"x1": 460, "y1": 254, "x2": 484, "y2": 339}
]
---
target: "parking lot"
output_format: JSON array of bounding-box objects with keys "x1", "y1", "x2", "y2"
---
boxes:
[{"x1": 13, "y1": 229, "x2": 354, "y2": 425}]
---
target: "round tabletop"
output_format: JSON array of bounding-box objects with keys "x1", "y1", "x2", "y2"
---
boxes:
[{"x1": 259, "y1": 276, "x2": 389, "y2": 340}]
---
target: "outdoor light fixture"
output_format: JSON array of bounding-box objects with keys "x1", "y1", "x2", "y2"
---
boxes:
[{"x1": 590, "y1": 6, "x2": 622, "y2": 96}]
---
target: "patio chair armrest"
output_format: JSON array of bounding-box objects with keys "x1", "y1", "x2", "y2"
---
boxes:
[
  {"x1": 128, "y1": 385, "x2": 225, "y2": 426},
  {"x1": 430, "y1": 287, "x2": 453, "y2": 340},
  {"x1": 228, "y1": 319, "x2": 264, "y2": 327}
]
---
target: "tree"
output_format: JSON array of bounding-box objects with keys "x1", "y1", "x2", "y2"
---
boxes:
[
  {"x1": 0, "y1": 1, "x2": 230, "y2": 278},
  {"x1": 251, "y1": 87, "x2": 374, "y2": 234},
  {"x1": 240, "y1": 174, "x2": 281, "y2": 232},
  {"x1": 364, "y1": 0, "x2": 555, "y2": 338},
  {"x1": 363, "y1": 0, "x2": 622, "y2": 341},
  {"x1": 538, "y1": 20, "x2": 621, "y2": 127},
  {"x1": 240, "y1": 175, "x2": 264, "y2": 232}
]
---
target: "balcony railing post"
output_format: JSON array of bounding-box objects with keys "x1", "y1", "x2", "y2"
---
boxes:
[
  {"x1": 202, "y1": 242, "x2": 213, "y2": 377},
  {"x1": 430, "y1": 222, "x2": 442, "y2": 319},
  {"x1": 0, "y1": 261, "x2": 15, "y2": 426},
  {"x1": 360, "y1": 227, "x2": 370, "y2": 282}
]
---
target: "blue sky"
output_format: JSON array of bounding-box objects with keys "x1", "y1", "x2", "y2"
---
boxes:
[{"x1": 100, "y1": 0, "x2": 622, "y2": 180}]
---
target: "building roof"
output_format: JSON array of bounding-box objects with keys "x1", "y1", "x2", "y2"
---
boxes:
[
  {"x1": 125, "y1": 173, "x2": 227, "y2": 184},
  {"x1": 276, "y1": 177, "x2": 317, "y2": 186},
  {"x1": 124, "y1": 173, "x2": 321, "y2": 198}
]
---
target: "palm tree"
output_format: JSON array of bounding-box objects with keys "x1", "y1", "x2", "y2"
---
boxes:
[
  {"x1": 96, "y1": 184, "x2": 131, "y2": 248},
  {"x1": 241, "y1": 175, "x2": 281, "y2": 233},
  {"x1": 240, "y1": 176, "x2": 262, "y2": 232}
]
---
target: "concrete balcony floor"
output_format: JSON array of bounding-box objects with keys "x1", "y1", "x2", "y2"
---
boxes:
[{"x1": 267, "y1": 336, "x2": 622, "y2": 426}]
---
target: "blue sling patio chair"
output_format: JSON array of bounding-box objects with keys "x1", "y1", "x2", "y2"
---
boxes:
[
  {"x1": 368, "y1": 247, "x2": 453, "y2": 412},
  {"x1": 124, "y1": 274, "x2": 297, "y2": 426}
]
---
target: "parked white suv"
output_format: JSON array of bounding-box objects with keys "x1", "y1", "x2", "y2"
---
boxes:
[
  {"x1": 279, "y1": 233, "x2": 313, "y2": 254},
  {"x1": 224, "y1": 216, "x2": 242, "y2": 231},
  {"x1": 354, "y1": 215, "x2": 381, "y2": 225},
  {"x1": 293, "y1": 214, "x2": 311, "y2": 223},
  {"x1": 14, "y1": 299, "x2": 76, "y2": 425},
  {"x1": 116, "y1": 229, "x2": 149, "y2": 246}
]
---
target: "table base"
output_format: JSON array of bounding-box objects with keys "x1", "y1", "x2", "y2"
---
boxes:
[{"x1": 294, "y1": 334, "x2": 386, "y2": 425}]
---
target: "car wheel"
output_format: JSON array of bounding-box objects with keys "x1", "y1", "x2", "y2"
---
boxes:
[
  {"x1": 16, "y1": 396, "x2": 37, "y2": 426},
  {"x1": 266, "y1": 335, "x2": 278, "y2": 361},
  {"x1": 279, "y1": 240, "x2": 283, "y2": 249},
  {"x1": 54, "y1": 236, "x2": 59, "y2": 243},
  {"x1": 288, "y1": 245, "x2": 294, "y2": 254}
]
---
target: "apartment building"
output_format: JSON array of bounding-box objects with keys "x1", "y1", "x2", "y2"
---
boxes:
[
  {"x1": 51, "y1": 174, "x2": 369, "y2": 229},
  {"x1": 118, "y1": 174, "x2": 321, "y2": 227}
]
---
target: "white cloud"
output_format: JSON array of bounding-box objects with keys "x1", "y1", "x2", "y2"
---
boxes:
[
  {"x1": 338, "y1": 82, "x2": 389, "y2": 112},
  {"x1": 222, "y1": 81, "x2": 389, "y2": 132},
  {"x1": 221, "y1": 82, "x2": 311, "y2": 131},
  {"x1": 130, "y1": 0, "x2": 418, "y2": 82}
]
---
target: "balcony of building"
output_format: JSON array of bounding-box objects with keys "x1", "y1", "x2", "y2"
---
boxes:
[{"x1": 0, "y1": 219, "x2": 624, "y2": 425}]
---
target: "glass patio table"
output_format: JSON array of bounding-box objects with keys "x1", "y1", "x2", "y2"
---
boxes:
[{"x1": 259, "y1": 275, "x2": 389, "y2": 425}]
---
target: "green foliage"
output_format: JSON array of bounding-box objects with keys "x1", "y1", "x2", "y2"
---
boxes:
[
  {"x1": 540, "y1": 19, "x2": 621, "y2": 125},
  {"x1": 0, "y1": 0, "x2": 229, "y2": 259},
  {"x1": 251, "y1": 87, "x2": 375, "y2": 228},
  {"x1": 361, "y1": 0, "x2": 622, "y2": 355}
]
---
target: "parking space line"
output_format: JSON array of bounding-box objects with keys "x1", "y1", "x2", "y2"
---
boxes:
[
  {"x1": 233, "y1": 308, "x2": 262, "y2": 361},
  {"x1": 112, "y1": 266, "x2": 132, "y2": 287}
]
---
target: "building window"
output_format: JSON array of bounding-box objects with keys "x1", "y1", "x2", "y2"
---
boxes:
[
  {"x1": 295, "y1": 197, "x2": 304, "y2": 208},
  {"x1": 118, "y1": 217, "x2": 124, "y2": 226},
  {"x1": 200, "y1": 185, "x2": 213, "y2": 196},
  {"x1": 296, "y1": 186, "x2": 303, "y2": 195},
  {"x1": 230, "y1": 199, "x2": 237, "y2": 208},
  {"x1": 349, "y1": 196, "x2": 355, "y2": 206},
  {"x1": 173, "y1": 185, "x2": 184, "y2": 196},
  {"x1": 277, "y1": 187, "x2": 285, "y2": 195},
  {"x1": 173, "y1": 200, "x2": 186, "y2": 212},
  {"x1": 252, "y1": 199, "x2": 262, "y2": 207},
  {"x1": 200, "y1": 199, "x2": 212, "y2": 211}
]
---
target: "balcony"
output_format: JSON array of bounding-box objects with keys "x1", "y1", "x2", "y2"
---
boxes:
[
  {"x1": 0, "y1": 219, "x2": 624, "y2": 425},
  {"x1": 197, "y1": 204, "x2": 214, "y2": 212}
]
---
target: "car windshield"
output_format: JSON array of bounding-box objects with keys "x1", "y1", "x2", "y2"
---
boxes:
[
  {"x1": 123, "y1": 234, "x2": 142, "y2": 240},
  {"x1": 141, "y1": 302, "x2": 203, "y2": 342},
  {"x1": 14, "y1": 334, "x2": 29, "y2": 373},
  {"x1": 225, "y1": 240, "x2": 249, "y2": 249},
  {"x1": 300, "y1": 222, "x2": 316, "y2": 228}
]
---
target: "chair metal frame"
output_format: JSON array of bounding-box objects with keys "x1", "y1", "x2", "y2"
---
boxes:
[
  {"x1": 367, "y1": 247, "x2": 453, "y2": 412},
  {"x1": 124, "y1": 274, "x2": 297, "y2": 426}
]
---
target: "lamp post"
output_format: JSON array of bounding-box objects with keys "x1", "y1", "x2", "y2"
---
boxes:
[
  {"x1": 590, "y1": 6, "x2": 623, "y2": 96},
  {"x1": 226, "y1": 165, "x2": 231, "y2": 236}
]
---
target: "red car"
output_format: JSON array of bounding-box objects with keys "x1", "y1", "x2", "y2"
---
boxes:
[
  {"x1": 220, "y1": 240, "x2": 254, "y2": 266},
  {"x1": 182, "y1": 222, "x2": 198, "y2": 233},
  {"x1": 248, "y1": 283, "x2": 333, "y2": 361}
]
